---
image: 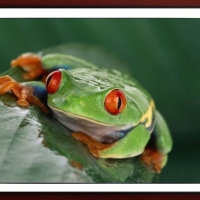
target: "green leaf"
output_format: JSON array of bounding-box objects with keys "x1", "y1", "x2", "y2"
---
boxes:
[{"x1": 0, "y1": 44, "x2": 159, "y2": 183}]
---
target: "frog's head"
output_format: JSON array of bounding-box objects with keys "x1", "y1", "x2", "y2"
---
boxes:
[{"x1": 45, "y1": 69, "x2": 154, "y2": 158}]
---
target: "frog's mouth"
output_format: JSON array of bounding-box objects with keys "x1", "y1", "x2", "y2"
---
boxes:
[
  {"x1": 49, "y1": 105, "x2": 134, "y2": 143},
  {"x1": 49, "y1": 100, "x2": 155, "y2": 143}
]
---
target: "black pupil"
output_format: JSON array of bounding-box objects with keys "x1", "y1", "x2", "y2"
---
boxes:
[
  {"x1": 117, "y1": 97, "x2": 122, "y2": 110},
  {"x1": 46, "y1": 74, "x2": 53, "y2": 87}
]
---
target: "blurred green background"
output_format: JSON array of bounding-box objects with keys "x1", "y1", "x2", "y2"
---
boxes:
[{"x1": 0, "y1": 18, "x2": 200, "y2": 183}]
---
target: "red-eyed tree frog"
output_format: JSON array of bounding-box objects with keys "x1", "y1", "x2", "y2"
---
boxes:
[{"x1": 0, "y1": 52, "x2": 172, "y2": 173}]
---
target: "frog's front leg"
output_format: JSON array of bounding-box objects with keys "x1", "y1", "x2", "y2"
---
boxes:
[
  {"x1": 11, "y1": 53, "x2": 45, "y2": 80},
  {"x1": 0, "y1": 75, "x2": 49, "y2": 113},
  {"x1": 141, "y1": 111, "x2": 173, "y2": 173},
  {"x1": 72, "y1": 132, "x2": 113, "y2": 157},
  {"x1": 72, "y1": 124, "x2": 151, "y2": 159}
]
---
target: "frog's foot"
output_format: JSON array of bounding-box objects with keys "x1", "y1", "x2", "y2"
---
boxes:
[
  {"x1": 11, "y1": 53, "x2": 44, "y2": 80},
  {"x1": 140, "y1": 148, "x2": 167, "y2": 173},
  {"x1": 69, "y1": 160, "x2": 84, "y2": 170},
  {"x1": 72, "y1": 132, "x2": 112, "y2": 157},
  {"x1": 0, "y1": 75, "x2": 49, "y2": 113}
]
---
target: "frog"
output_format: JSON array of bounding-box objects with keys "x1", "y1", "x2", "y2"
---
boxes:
[{"x1": 0, "y1": 52, "x2": 172, "y2": 173}]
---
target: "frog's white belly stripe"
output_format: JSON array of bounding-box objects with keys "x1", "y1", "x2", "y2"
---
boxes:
[{"x1": 50, "y1": 107, "x2": 132, "y2": 143}]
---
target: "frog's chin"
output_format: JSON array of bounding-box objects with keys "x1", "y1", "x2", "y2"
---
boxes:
[{"x1": 50, "y1": 106, "x2": 133, "y2": 143}]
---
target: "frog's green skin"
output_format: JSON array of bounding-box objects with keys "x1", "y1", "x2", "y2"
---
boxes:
[{"x1": 26, "y1": 54, "x2": 172, "y2": 159}]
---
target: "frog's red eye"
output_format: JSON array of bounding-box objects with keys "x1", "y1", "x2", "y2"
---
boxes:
[
  {"x1": 46, "y1": 70, "x2": 62, "y2": 94},
  {"x1": 104, "y1": 89, "x2": 126, "y2": 115}
]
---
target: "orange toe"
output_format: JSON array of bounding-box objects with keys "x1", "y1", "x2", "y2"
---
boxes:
[
  {"x1": 0, "y1": 75, "x2": 49, "y2": 113},
  {"x1": 141, "y1": 148, "x2": 164, "y2": 173},
  {"x1": 11, "y1": 53, "x2": 44, "y2": 80}
]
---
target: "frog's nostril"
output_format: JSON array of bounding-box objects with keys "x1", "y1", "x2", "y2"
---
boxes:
[{"x1": 46, "y1": 70, "x2": 62, "y2": 94}]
